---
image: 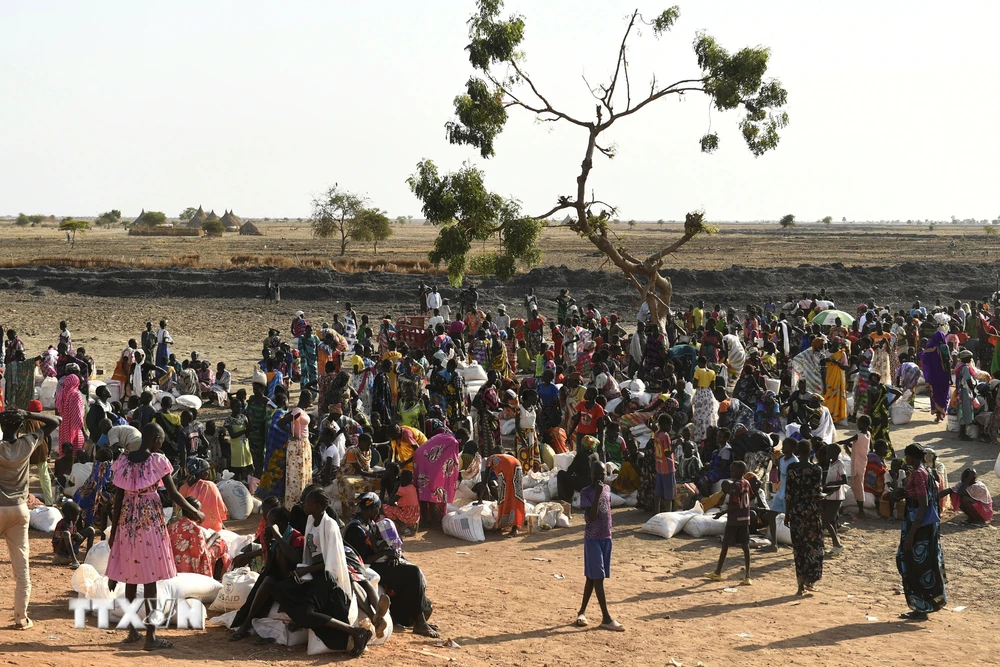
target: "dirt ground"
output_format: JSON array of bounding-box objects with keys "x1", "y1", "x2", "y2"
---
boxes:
[{"x1": 1, "y1": 294, "x2": 1000, "y2": 666}]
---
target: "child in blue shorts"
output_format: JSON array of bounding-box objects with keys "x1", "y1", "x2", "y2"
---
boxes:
[{"x1": 575, "y1": 459, "x2": 624, "y2": 632}]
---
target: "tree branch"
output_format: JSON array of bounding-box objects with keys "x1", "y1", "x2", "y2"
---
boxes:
[
  {"x1": 605, "y1": 85, "x2": 706, "y2": 128},
  {"x1": 605, "y1": 10, "x2": 639, "y2": 115},
  {"x1": 508, "y1": 60, "x2": 592, "y2": 128},
  {"x1": 644, "y1": 231, "x2": 697, "y2": 266},
  {"x1": 595, "y1": 143, "x2": 615, "y2": 159},
  {"x1": 532, "y1": 199, "x2": 577, "y2": 220}
]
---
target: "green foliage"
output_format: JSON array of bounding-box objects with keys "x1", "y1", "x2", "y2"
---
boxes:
[
  {"x1": 15, "y1": 213, "x2": 30, "y2": 226},
  {"x1": 96, "y1": 210, "x2": 122, "y2": 227},
  {"x1": 822, "y1": 215, "x2": 833, "y2": 225},
  {"x1": 136, "y1": 211, "x2": 167, "y2": 226},
  {"x1": 202, "y1": 219, "x2": 225, "y2": 235},
  {"x1": 466, "y1": 0, "x2": 525, "y2": 71},
  {"x1": 407, "y1": 159, "x2": 541, "y2": 286},
  {"x1": 778, "y1": 213, "x2": 795, "y2": 229},
  {"x1": 179, "y1": 207, "x2": 198, "y2": 221},
  {"x1": 984, "y1": 225, "x2": 997, "y2": 237},
  {"x1": 699, "y1": 132, "x2": 719, "y2": 153},
  {"x1": 447, "y1": 77, "x2": 509, "y2": 159},
  {"x1": 627, "y1": 220, "x2": 637, "y2": 229},
  {"x1": 928, "y1": 223, "x2": 936, "y2": 232},
  {"x1": 349, "y1": 208, "x2": 394, "y2": 254},
  {"x1": 311, "y1": 184, "x2": 367, "y2": 255},
  {"x1": 60, "y1": 218, "x2": 89, "y2": 247},
  {"x1": 695, "y1": 32, "x2": 788, "y2": 156},
  {"x1": 651, "y1": 6, "x2": 681, "y2": 35},
  {"x1": 685, "y1": 210, "x2": 717, "y2": 236}
]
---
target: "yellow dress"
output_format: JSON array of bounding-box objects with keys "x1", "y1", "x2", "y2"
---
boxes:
[{"x1": 823, "y1": 349, "x2": 848, "y2": 423}]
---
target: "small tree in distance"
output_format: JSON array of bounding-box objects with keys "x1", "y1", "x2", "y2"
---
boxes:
[
  {"x1": 779, "y1": 214, "x2": 795, "y2": 230},
  {"x1": 203, "y1": 218, "x2": 225, "y2": 236},
  {"x1": 350, "y1": 208, "x2": 394, "y2": 254},
  {"x1": 311, "y1": 184, "x2": 366, "y2": 256},
  {"x1": 60, "y1": 218, "x2": 89, "y2": 248},
  {"x1": 136, "y1": 211, "x2": 167, "y2": 227},
  {"x1": 821, "y1": 215, "x2": 833, "y2": 225},
  {"x1": 97, "y1": 210, "x2": 121, "y2": 227},
  {"x1": 984, "y1": 225, "x2": 997, "y2": 237},
  {"x1": 179, "y1": 207, "x2": 198, "y2": 221}
]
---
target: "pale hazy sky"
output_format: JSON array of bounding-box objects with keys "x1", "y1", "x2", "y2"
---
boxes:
[{"x1": 2, "y1": 1, "x2": 998, "y2": 222}]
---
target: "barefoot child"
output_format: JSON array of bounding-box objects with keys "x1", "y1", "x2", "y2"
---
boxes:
[
  {"x1": 383, "y1": 469, "x2": 421, "y2": 536},
  {"x1": 840, "y1": 415, "x2": 871, "y2": 519},
  {"x1": 52, "y1": 500, "x2": 96, "y2": 568},
  {"x1": 575, "y1": 459, "x2": 624, "y2": 632},
  {"x1": 707, "y1": 461, "x2": 752, "y2": 585}
]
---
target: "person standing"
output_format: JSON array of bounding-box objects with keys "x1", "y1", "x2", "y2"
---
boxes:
[
  {"x1": 0, "y1": 408, "x2": 61, "y2": 629},
  {"x1": 106, "y1": 423, "x2": 203, "y2": 650},
  {"x1": 785, "y1": 440, "x2": 825, "y2": 596},
  {"x1": 574, "y1": 460, "x2": 624, "y2": 632},
  {"x1": 895, "y1": 444, "x2": 947, "y2": 620},
  {"x1": 155, "y1": 319, "x2": 172, "y2": 367},
  {"x1": 298, "y1": 325, "x2": 320, "y2": 398},
  {"x1": 140, "y1": 322, "x2": 156, "y2": 368}
]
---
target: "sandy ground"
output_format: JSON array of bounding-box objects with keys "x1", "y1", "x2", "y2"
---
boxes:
[{"x1": 2, "y1": 291, "x2": 1000, "y2": 666}]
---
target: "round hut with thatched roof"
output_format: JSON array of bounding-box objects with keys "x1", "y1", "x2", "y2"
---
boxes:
[
  {"x1": 239, "y1": 220, "x2": 263, "y2": 236},
  {"x1": 131, "y1": 209, "x2": 146, "y2": 227},
  {"x1": 187, "y1": 205, "x2": 208, "y2": 229},
  {"x1": 220, "y1": 209, "x2": 243, "y2": 232}
]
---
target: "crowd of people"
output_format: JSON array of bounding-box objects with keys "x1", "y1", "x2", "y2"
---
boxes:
[{"x1": 0, "y1": 286, "x2": 995, "y2": 646}]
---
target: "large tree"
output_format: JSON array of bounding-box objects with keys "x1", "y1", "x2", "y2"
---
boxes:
[
  {"x1": 311, "y1": 184, "x2": 367, "y2": 256},
  {"x1": 349, "y1": 207, "x2": 394, "y2": 255},
  {"x1": 59, "y1": 218, "x2": 89, "y2": 248},
  {"x1": 427, "y1": 1, "x2": 788, "y2": 321}
]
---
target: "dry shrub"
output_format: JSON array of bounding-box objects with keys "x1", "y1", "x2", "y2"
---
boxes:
[
  {"x1": 128, "y1": 227, "x2": 203, "y2": 237},
  {"x1": 169, "y1": 254, "x2": 201, "y2": 267},
  {"x1": 298, "y1": 257, "x2": 332, "y2": 269},
  {"x1": 229, "y1": 254, "x2": 294, "y2": 269}
]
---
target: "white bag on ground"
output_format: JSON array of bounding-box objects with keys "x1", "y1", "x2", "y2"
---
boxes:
[
  {"x1": 639, "y1": 503, "x2": 704, "y2": 539},
  {"x1": 217, "y1": 529, "x2": 255, "y2": 558},
  {"x1": 170, "y1": 572, "x2": 224, "y2": 606},
  {"x1": 253, "y1": 617, "x2": 307, "y2": 646},
  {"x1": 83, "y1": 539, "x2": 111, "y2": 575},
  {"x1": 208, "y1": 610, "x2": 239, "y2": 628},
  {"x1": 29, "y1": 506, "x2": 62, "y2": 533},
  {"x1": 210, "y1": 567, "x2": 259, "y2": 613},
  {"x1": 442, "y1": 503, "x2": 487, "y2": 542},
  {"x1": 683, "y1": 513, "x2": 727, "y2": 538},
  {"x1": 891, "y1": 393, "x2": 914, "y2": 425},
  {"x1": 771, "y1": 513, "x2": 792, "y2": 545},
  {"x1": 523, "y1": 485, "x2": 549, "y2": 504},
  {"x1": 217, "y1": 476, "x2": 253, "y2": 520},
  {"x1": 553, "y1": 451, "x2": 576, "y2": 471},
  {"x1": 175, "y1": 394, "x2": 203, "y2": 410},
  {"x1": 455, "y1": 479, "x2": 479, "y2": 500},
  {"x1": 608, "y1": 492, "x2": 627, "y2": 508},
  {"x1": 620, "y1": 378, "x2": 646, "y2": 394},
  {"x1": 462, "y1": 364, "x2": 488, "y2": 382}
]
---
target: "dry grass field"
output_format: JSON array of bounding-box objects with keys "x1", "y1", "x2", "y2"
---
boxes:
[{"x1": 2, "y1": 220, "x2": 997, "y2": 274}]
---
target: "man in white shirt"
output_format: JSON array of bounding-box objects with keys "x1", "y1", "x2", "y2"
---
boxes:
[
  {"x1": 440, "y1": 298, "x2": 452, "y2": 323},
  {"x1": 496, "y1": 305, "x2": 511, "y2": 331},
  {"x1": 428, "y1": 309, "x2": 444, "y2": 330},
  {"x1": 426, "y1": 286, "x2": 442, "y2": 311}
]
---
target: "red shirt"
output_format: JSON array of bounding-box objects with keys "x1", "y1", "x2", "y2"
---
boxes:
[{"x1": 575, "y1": 401, "x2": 605, "y2": 435}]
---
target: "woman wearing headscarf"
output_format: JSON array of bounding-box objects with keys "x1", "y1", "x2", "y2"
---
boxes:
[
  {"x1": 866, "y1": 373, "x2": 900, "y2": 458},
  {"x1": 474, "y1": 372, "x2": 501, "y2": 457},
  {"x1": 894, "y1": 444, "x2": 947, "y2": 620},
  {"x1": 920, "y1": 330, "x2": 951, "y2": 422},
  {"x1": 785, "y1": 440, "x2": 824, "y2": 596},
  {"x1": 56, "y1": 373, "x2": 86, "y2": 454},
  {"x1": 722, "y1": 333, "x2": 746, "y2": 392},
  {"x1": 954, "y1": 350, "x2": 976, "y2": 441},
  {"x1": 412, "y1": 421, "x2": 462, "y2": 526},
  {"x1": 823, "y1": 338, "x2": 849, "y2": 423},
  {"x1": 488, "y1": 338, "x2": 513, "y2": 382},
  {"x1": 255, "y1": 392, "x2": 291, "y2": 501},
  {"x1": 177, "y1": 457, "x2": 228, "y2": 532},
  {"x1": 344, "y1": 493, "x2": 438, "y2": 637}
]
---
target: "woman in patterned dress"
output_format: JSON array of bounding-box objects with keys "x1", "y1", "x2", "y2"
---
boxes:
[
  {"x1": 481, "y1": 452, "x2": 525, "y2": 536},
  {"x1": 167, "y1": 497, "x2": 231, "y2": 579},
  {"x1": 785, "y1": 439, "x2": 824, "y2": 596},
  {"x1": 107, "y1": 422, "x2": 204, "y2": 650},
  {"x1": 412, "y1": 422, "x2": 461, "y2": 527}
]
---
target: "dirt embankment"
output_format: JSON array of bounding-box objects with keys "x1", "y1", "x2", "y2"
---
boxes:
[{"x1": 0, "y1": 261, "x2": 992, "y2": 314}]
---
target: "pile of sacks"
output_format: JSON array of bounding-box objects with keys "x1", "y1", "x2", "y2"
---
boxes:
[{"x1": 637, "y1": 502, "x2": 793, "y2": 545}]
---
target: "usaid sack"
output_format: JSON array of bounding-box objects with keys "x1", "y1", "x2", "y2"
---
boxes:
[
  {"x1": 209, "y1": 567, "x2": 259, "y2": 612},
  {"x1": 217, "y1": 479, "x2": 253, "y2": 520}
]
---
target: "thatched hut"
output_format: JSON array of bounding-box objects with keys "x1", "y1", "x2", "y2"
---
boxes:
[
  {"x1": 239, "y1": 220, "x2": 263, "y2": 236},
  {"x1": 131, "y1": 209, "x2": 146, "y2": 227},
  {"x1": 220, "y1": 209, "x2": 243, "y2": 232},
  {"x1": 205, "y1": 209, "x2": 220, "y2": 224},
  {"x1": 187, "y1": 205, "x2": 208, "y2": 228}
]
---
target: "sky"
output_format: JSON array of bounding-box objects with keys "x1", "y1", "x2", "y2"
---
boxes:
[{"x1": 2, "y1": 1, "x2": 998, "y2": 223}]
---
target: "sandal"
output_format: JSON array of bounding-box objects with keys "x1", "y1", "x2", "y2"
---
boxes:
[
  {"x1": 899, "y1": 611, "x2": 928, "y2": 621},
  {"x1": 599, "y1": 620, "x2": 625, "y2": 632},
  {"x1": 575, "y1": 613, "x2": 588, "y2": 627},
  {"x1": 349, "y1": 627, "x2": 373, "y2": 657},
  {"x1": 143, "y1": 638, "x2": 174, "y2": 651},
  {"x1": 705, "y1": 572, "x2": 723, "y2": 581},
  {"x1": 413, "y1": 624, "x2": 440, "y2": 638}
]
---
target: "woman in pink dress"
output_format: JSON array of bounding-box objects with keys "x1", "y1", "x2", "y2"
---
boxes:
[
  {"x1": 412, "y1": 421, "x2": 462, "y2": 526},
  {"x1": 107, "y1": 422, "x2": 203, "y2": 651},
  {"x1": 56, "y1": 373, "x2": 86, "y2": 453}
]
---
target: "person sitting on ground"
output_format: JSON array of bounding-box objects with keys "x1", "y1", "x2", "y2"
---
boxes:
[
  {"x1": 943, "y1": 468, "x2": 994, "y2": 525},
  {"x1": 52, "y1": 500, "x2": 96, "y2": 569},
  {"x1": 54, "y1": 442, "x2": 75, "y2": 491},
  {"x1": 383, "y1": 468, "x2": 420, "y2": 536},
  {"x1": 230, "y1": 504, "x2": 305, "y2": 641},
  {"x1": 609, "y1": 440, "x2": 641, "y2": 496},
  {"x1": 177, "y1": 457, "x2": 228, "y2": 532},
  {"x1": 675, "y1": 428, "x2": 702, "y2": 482},
  {"x1": 167, "y1": 497, "x2": 231, "y2": 580}
]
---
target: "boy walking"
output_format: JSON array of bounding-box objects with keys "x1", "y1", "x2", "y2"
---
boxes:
[
  {"x1": 706, "y1": 461, "x2": 753, "y2": 585},
  {"x1": 575, "y1": 460, "x2": 624, "y2": 632}
]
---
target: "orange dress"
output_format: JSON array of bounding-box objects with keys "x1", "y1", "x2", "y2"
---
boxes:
[
  {"x1": 178, "y1": 479, "x2": 229, "y2": 532},
  {"x1": 487, "y1": 454, "x2": 525, "y2": 530}
]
